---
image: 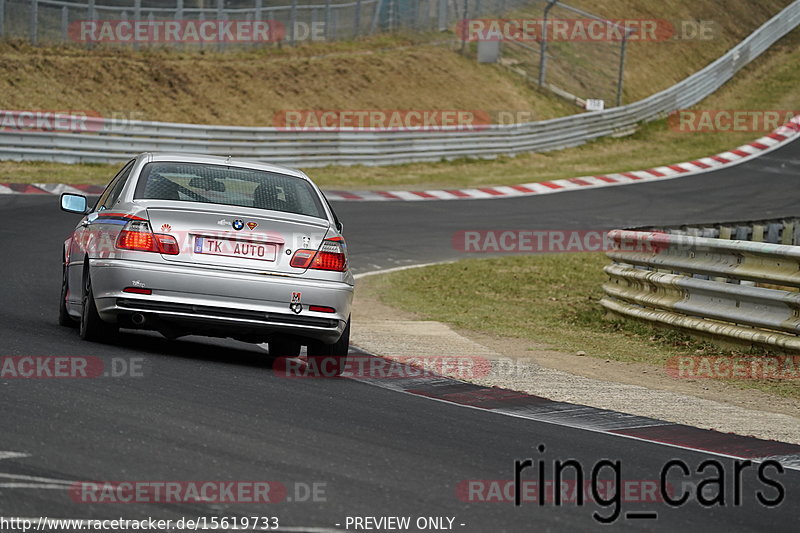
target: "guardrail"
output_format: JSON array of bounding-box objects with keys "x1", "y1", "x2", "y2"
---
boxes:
[
  {"x1": 601, "y1": 230, "x2": 800, "y2": 352},
  {"x1": 1, "y1": 0, "x2": 799, "y2": 166}
]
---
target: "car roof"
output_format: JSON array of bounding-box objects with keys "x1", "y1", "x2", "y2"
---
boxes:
[{"x1": 140, "y1": 152, "x2": 309, "y2": 181}]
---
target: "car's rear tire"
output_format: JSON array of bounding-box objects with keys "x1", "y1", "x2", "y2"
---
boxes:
[
  {"x1": 58, "y1": 267, "x2": 77, "y2": 328},
  {"x1": 306, "y1": 318, "x2": 350, "y2": 377},
  {"x1": 79, "y1": 273, "x2": 118, "y2": 342}
]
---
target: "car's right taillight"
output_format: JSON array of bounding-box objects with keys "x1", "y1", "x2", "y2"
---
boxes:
[
  {"x1": 116, "y1": 220, "x2": 180, "y2": 255},
  {"x1": 290, "y1": 237, "x2": 347, "y2": 272}
]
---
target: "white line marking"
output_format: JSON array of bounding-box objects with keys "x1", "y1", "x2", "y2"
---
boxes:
[
  {"x1": 0, "y1": 452, "x2": 30, "y2": 461},
  {"x1": 354, "y1": 261, "x2": 456, "y2": 279},
  {"x1": 0, "y1": 483, "x2": 71, "y2": 489},
  {"x1": 0, "y1": 473, "x2": 74, "y2": 485}
]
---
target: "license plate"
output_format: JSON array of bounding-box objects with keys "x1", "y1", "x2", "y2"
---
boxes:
[{"x1": 194, "y1": 237, "x2": 276, "y2": 261}]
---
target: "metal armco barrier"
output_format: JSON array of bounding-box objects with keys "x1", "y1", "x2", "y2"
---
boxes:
[
  {"x1": 601, "y1": 230, "x2": 800, "y2": 352},
  {"x1": 1, "y1": 0, "x2": 799, "y2": 166}
]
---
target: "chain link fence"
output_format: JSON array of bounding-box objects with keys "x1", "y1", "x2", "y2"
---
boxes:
[
  {"x1": 475, "y1": 1, "x2": 632, "y2": 107},
  {"x1": 0, "y1": 1, "x2": 682, "y2": 110},
  {"x1": 0, "y1": 0, "x2": 533, "y2": 47}
]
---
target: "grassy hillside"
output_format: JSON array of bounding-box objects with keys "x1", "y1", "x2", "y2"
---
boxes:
[
  {"x1": 0, "y1": 0, "x2": 790, "y2": 125},
  {"x1": 3, "y1": 23, "x2": 797, "y2": 188},
  {"x1": 0, "y1": 35, "x2": 573, "y2": 126},
  {"x1": 0, "y1": 0, "x2": 794, "y2": 185}
]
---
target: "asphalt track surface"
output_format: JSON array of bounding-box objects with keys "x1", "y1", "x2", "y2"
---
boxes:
[{"x1": 0, "y1": 138, "x2": 799, "y2": 532}]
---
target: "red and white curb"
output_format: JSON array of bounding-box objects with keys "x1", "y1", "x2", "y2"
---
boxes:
[
  {"x1": 323, "y1": 117, "x2": 800, "y2": 201},
  {"x1": 2, "y1": 117, "x2": 798, "y2": 200},
  {"x1": 346, "y1": 348, "x2": 800, "y2": 471}
]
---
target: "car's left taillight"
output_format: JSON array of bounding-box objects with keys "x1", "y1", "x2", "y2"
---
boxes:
[
  {"x1": 116, "y1": 220, "x2": 180, "y2": 255},
  {"x1": 290, "y1": 237, "x2": 347, "y2": 272}
]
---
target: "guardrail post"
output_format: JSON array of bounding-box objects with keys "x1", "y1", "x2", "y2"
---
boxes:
[
  {"x1": 538, "y1": 0, "x2": 558, "y2": 88},
  {"x1": 29, "y1": 0, "x2": 38, "y2": 45},
  {"x1": 782, "y1": 220, "x2": 794, "y2": 246},
  {"x1": 752, "y1": 224, "x2": 765, "y2": 242},
  {"x1": 354, "y1": 0, "x2": 361, "y2": 37},
  {"x1": 176, "y1": 0, "x2": 184, "y2": 21},
  {"x1": 0, "y1": 0, "x2": 5, "y2": 39},
  {"x1": 289, "y1": 0, "x2": 297, "y2": 45}
]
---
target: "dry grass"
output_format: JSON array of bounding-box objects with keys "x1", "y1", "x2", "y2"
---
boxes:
[{"x1": 0, "y1": 35, "x2": 572, "y2": 126}]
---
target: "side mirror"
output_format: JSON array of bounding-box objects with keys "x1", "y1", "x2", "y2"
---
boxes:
[{"x1": 60, "y1": 193, "x2": 88, "y2": 214}]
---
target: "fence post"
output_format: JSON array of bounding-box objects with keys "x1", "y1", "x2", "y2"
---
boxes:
[
  {"x1": 176, "y1": 0, "x2": 183, "y2": 20},
  {"x1": 354, "y1": 0, "x2": 361, "y2": 37},
  {"x1": 460, "y1": 0, "x2": 468, "y2": 53},
  {"x1": 61, "y1": 5, "x2": 68, "y2": 43},
  {"x1": 324, "y1": 0, "x2": 331, "y2": 40},
  {"x1": 217, "y1": 0, "x2": 224, "y2": 51},
  {"x1": 538, "y1": 0, "x2": 558, "y2": 88},
  {"x1": 437, "y1": 0, "x2": 447, "y2": 31},
  {"x1": 255, "y1": 0, "x2": 262, "y2": 21},
  {"x1": 616, "y1": 30, "x2": 629, "y2": 107},
  {"x1": 370, "y1": 0, "x2": 383, "y2": 34},
  {"x1": 0, "y1": 0, "x2": 6, "y2": 39},
  {"x1": 289, "y1": 0, "x2": 297, "y2": 45},
  {"x1": 29, "y1": 0, "x2": 38, "y2": 45}
]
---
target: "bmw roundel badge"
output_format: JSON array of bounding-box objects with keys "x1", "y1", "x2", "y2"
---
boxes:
[{"x1": 232, "y1": 219, "x2": 244, "y2": 231}]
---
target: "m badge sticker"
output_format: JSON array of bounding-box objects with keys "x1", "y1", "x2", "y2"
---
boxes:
[{"x1": 290, "y1": 292, "x2": 303, "y2": 314}]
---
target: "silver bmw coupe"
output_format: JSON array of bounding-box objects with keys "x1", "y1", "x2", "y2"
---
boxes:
[{"x1": 59, "y1": 153, "x2": 353, "y2": 366}]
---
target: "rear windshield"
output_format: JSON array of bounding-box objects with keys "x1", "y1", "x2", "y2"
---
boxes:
[{"x1": 134, "y1": 162, "x2": 326, "y2": 219}]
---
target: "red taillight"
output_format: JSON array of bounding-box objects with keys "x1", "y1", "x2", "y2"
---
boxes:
[
  {"x1": 289, "y1": 250, "x2": 316, "y2": 269},
  {"x1": 154, "y1": 234, "x2": 180, "y2": 255},
  {"x1": 309, "y1": 305, "x2": 336, "y2": 313},
  {"x1": 290, "y1": 238, "x2": 347, "y2": 272},
  {"x1": 116, "y1": 221, "x2": 179, "y2": 255},
  {"x1": 117, "y1": 228, "x2": 157, "y2": 252},
  {"x1": 310, "y1": 251, "x2": 347, "y2": 271},
  {"x1": 123, "y1": 287, "x2": 152, "y2": 295}
]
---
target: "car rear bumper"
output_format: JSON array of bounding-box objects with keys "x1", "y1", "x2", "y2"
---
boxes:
[{"x1": 89, "y1": 258, "x2": 353, "y2": 343}]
